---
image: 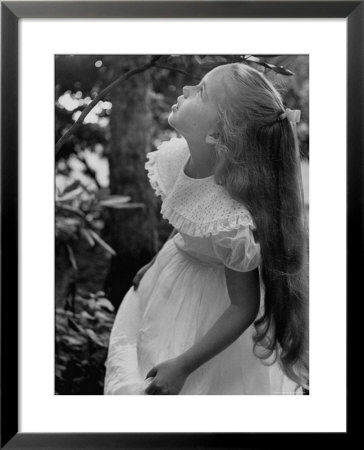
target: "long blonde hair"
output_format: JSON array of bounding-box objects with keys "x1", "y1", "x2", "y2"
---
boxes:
[{"x1": 213, "y1": 63, "x2": 309, "y2": 388}]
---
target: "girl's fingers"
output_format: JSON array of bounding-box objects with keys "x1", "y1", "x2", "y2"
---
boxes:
[
  {"x1": 145, "y1": 381, "x2": 160, "y2": 395},
  {"x1": 144, "y1": 370, "x2": 158, "y2": 394},
  {"x1": 132, "y1": 272, "x2": 144, "y2": 290},
  {"x1": 132, "y1": 276, "x2": 140, "y2": 290},
  {"x1": 145, "y1": 384, "x2": 155, "y2": 395},
  {"x1": 145, "y1": 380, "x2": 170, "y2": 395},
  {"x1": 148, "y1": 386, "x2": 168, "y2": 395},
  {"x1": 144, "y1": 378, "x2": 154, "y2": 394},
  {"x1": 145, "y1": 366, "x2": 158, "y2": 379}
]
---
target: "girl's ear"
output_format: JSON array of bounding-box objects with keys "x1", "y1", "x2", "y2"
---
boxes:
[{"x1": 205, "y1": 131, "x2": 219, "y2": 145}]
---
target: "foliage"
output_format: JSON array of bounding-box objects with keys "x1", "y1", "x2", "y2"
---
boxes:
[
  {"x1": 55, "y1": 177, "x2": 146, "y2": 312},
  {"x1": 56, "y1": 179, "x2": 145, "y2": 266},
  {"x1": 55, "y1": 290, "x2": 115, "y2": 395}
]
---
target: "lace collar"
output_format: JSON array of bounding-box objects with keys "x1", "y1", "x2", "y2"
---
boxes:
[{"x1": 145, "y1": 137, "x2": 255, "y2": 237}]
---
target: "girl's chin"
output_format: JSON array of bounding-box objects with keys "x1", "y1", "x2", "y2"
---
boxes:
[
  {"x1": 167, "y1": 112, "x2": 177, "y2": 127},
  {"x1": 167, "y1": 117, "x2": 184, "y2": 135}
]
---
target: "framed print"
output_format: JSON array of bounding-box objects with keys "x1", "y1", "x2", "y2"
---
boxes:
[{"x1": 1, "y1": 0, "x2": 361, "y2": 447}]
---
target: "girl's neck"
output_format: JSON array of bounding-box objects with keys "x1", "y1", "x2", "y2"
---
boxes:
[{"x1": 183, "y1": 136, "x2": 216, "y2": 179}]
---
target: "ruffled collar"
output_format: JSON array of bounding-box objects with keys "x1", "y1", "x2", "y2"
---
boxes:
[{"x1": 145, "y1": 137, "x2": 255, "y2": 237}]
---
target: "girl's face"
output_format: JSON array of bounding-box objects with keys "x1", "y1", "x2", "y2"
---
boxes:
[{"x1": 168, "y1": 65, "x2": 228, "y2": 142}]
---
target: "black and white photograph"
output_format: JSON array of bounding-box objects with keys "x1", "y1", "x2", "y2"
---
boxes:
[
  {"x1": 55, "y1": 54, "x2": 309, "y2": 396},
  {"x1": 2, "y1": 0, "x2": 356, "y2": 442}
]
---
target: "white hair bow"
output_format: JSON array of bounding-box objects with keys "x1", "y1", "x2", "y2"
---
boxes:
[{"x1": 278, "y1": 108, "x2": 301, "y2": 124}]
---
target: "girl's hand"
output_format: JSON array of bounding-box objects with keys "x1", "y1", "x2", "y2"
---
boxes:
[
  {"x1": 132, "y1": 260, "x2": 155, "y2": 290},
  {"x1": 144, "y1": 358, "x2": 189, "y2": 395}
]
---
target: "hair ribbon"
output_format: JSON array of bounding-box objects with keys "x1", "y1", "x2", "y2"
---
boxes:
[{"x1": 278, "y1": 108, "x2": 301, "y2": 124}]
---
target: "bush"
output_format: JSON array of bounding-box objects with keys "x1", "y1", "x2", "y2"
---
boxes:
[{"x1": 55, "y1": 290, "x2": 115, "y2": 395}]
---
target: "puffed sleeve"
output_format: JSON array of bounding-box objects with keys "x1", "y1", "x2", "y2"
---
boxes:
[{"x1": 210, "y1": 225, "x2": 261, "y2": 272}]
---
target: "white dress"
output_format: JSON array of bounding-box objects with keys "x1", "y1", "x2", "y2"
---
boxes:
[{"x1": 104, "y1": 137, "x2": 300, "y2": 395}]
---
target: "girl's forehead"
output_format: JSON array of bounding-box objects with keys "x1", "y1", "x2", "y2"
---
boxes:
[{"x1": 203, "y1": 65, "x2": 231, "y2": 102}]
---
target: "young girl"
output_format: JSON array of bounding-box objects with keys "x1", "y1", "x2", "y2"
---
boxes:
[{"x1": 104, "y1": 62, "x2": 309, "y2": 395}]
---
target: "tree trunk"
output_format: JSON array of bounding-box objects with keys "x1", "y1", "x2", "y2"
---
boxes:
[{"x1": 103, "y1": 56, "x2": 158, "y2": 309}]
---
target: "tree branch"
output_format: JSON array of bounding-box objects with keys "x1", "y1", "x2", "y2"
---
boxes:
[
  {"x1": 55, "y1": 57, "x2": 201, "y2": 156},
  {"x1": 55, "y1": 56, "x2": 162, "y2": 155}
]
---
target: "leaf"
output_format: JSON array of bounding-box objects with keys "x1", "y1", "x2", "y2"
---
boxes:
[
  {"x1": 107, "y1": 202, "x2": 145, "y2": 210},
  {"x1": 99, "y1": 195, "x2": 145, "y2": 209},
  {"x1": 88, "y1": 299, "x2": 97, "y2": 311},
  {"x1": 55, "y1": 365, "x2": 66, "y2": 378},
  {"x1": 194, "y1": 55, "x2": 228, "y2": 65},
  {"x1": 85, "y1": 328, "x2": 105, "y2": 347},
  {"x1": 99, "y1": 195, "x2": 131, "y2": 207},
  {"x1": 263, "y1": 63, "x2": 295, "y2": 76},
  {"x1": 81, "y1": 228, "x2": 95, "y2": 247},
  {"x1": 96, "y1": 298, "x2": 115, "y2": 312},
  {"x1": 56, "y1": 187, "x2": 83, "y2": 202},
  {"x1": 94, "y1": 311, "x2": 112, "y2": 322},
  {"x1": 80, "y1": 310, "x2": 95, "y2": 320},
  {"x1": 62, "y1": 180, "x2": 81, "y2": 195},
  {"x1": 62, "y1": 218, "x2": 80, "y2": 227},
  {"x1": 85, "y1": 328, "x2": 98, "y2": 340},
  {"x1": 55, "y1": 324, "x2": 67, "y2": 334},
  {"x1": 245, "y1": 57, "x2": 294, "y2": 76},
  {"x1": 194, "y1": 55, "x2": 204, "y2": 64},
  {"x1": 56, "y1": 204, "x2": 85, "y2": 219},
  {"x1": 68, "y1": 317, "x2": 83, "y2": 332},
  {"x1": 249, "y1": 55, "x2": 282, "y2": 58},
  {"x1": 88, "y1": 229, "x2": 116, "y2": 256},
  {"x1": 245, "y1": 55, "x2": 260, "y2": 62},
  {"x1": 66, "y1": 244, "x2": 78, "y2": 270},
  {"x1": 63, "y1": 336, "x2": 83, "y2": 346}
]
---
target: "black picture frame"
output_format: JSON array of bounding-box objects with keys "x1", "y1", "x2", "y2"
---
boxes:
[{"x1": 1, "y1": 1, "x2": 360, "y2": 447}]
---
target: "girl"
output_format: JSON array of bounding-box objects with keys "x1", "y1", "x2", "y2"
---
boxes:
[{"x1": 104, "y1": 62, "x2": 309, "y2": 395}]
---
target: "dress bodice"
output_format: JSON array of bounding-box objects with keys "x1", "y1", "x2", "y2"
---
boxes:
[{"x1": 145, "y1": 137, "x2": 261, "y2": 272}]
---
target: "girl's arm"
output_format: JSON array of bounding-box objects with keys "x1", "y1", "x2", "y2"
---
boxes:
[
  {"x1": 177, "y1": 266, "x2": 260, "y2": 374},
  {"x1": 144, "y1": 267, "x2": 260, "y2": 394}
]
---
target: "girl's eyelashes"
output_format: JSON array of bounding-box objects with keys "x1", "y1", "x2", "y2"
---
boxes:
[
  {"x1": 194, "y1": 84, "x2": 203, "y2": 97},
  {"x1": 182, "y1": 84, "x2": 203, "y2": 98}
]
